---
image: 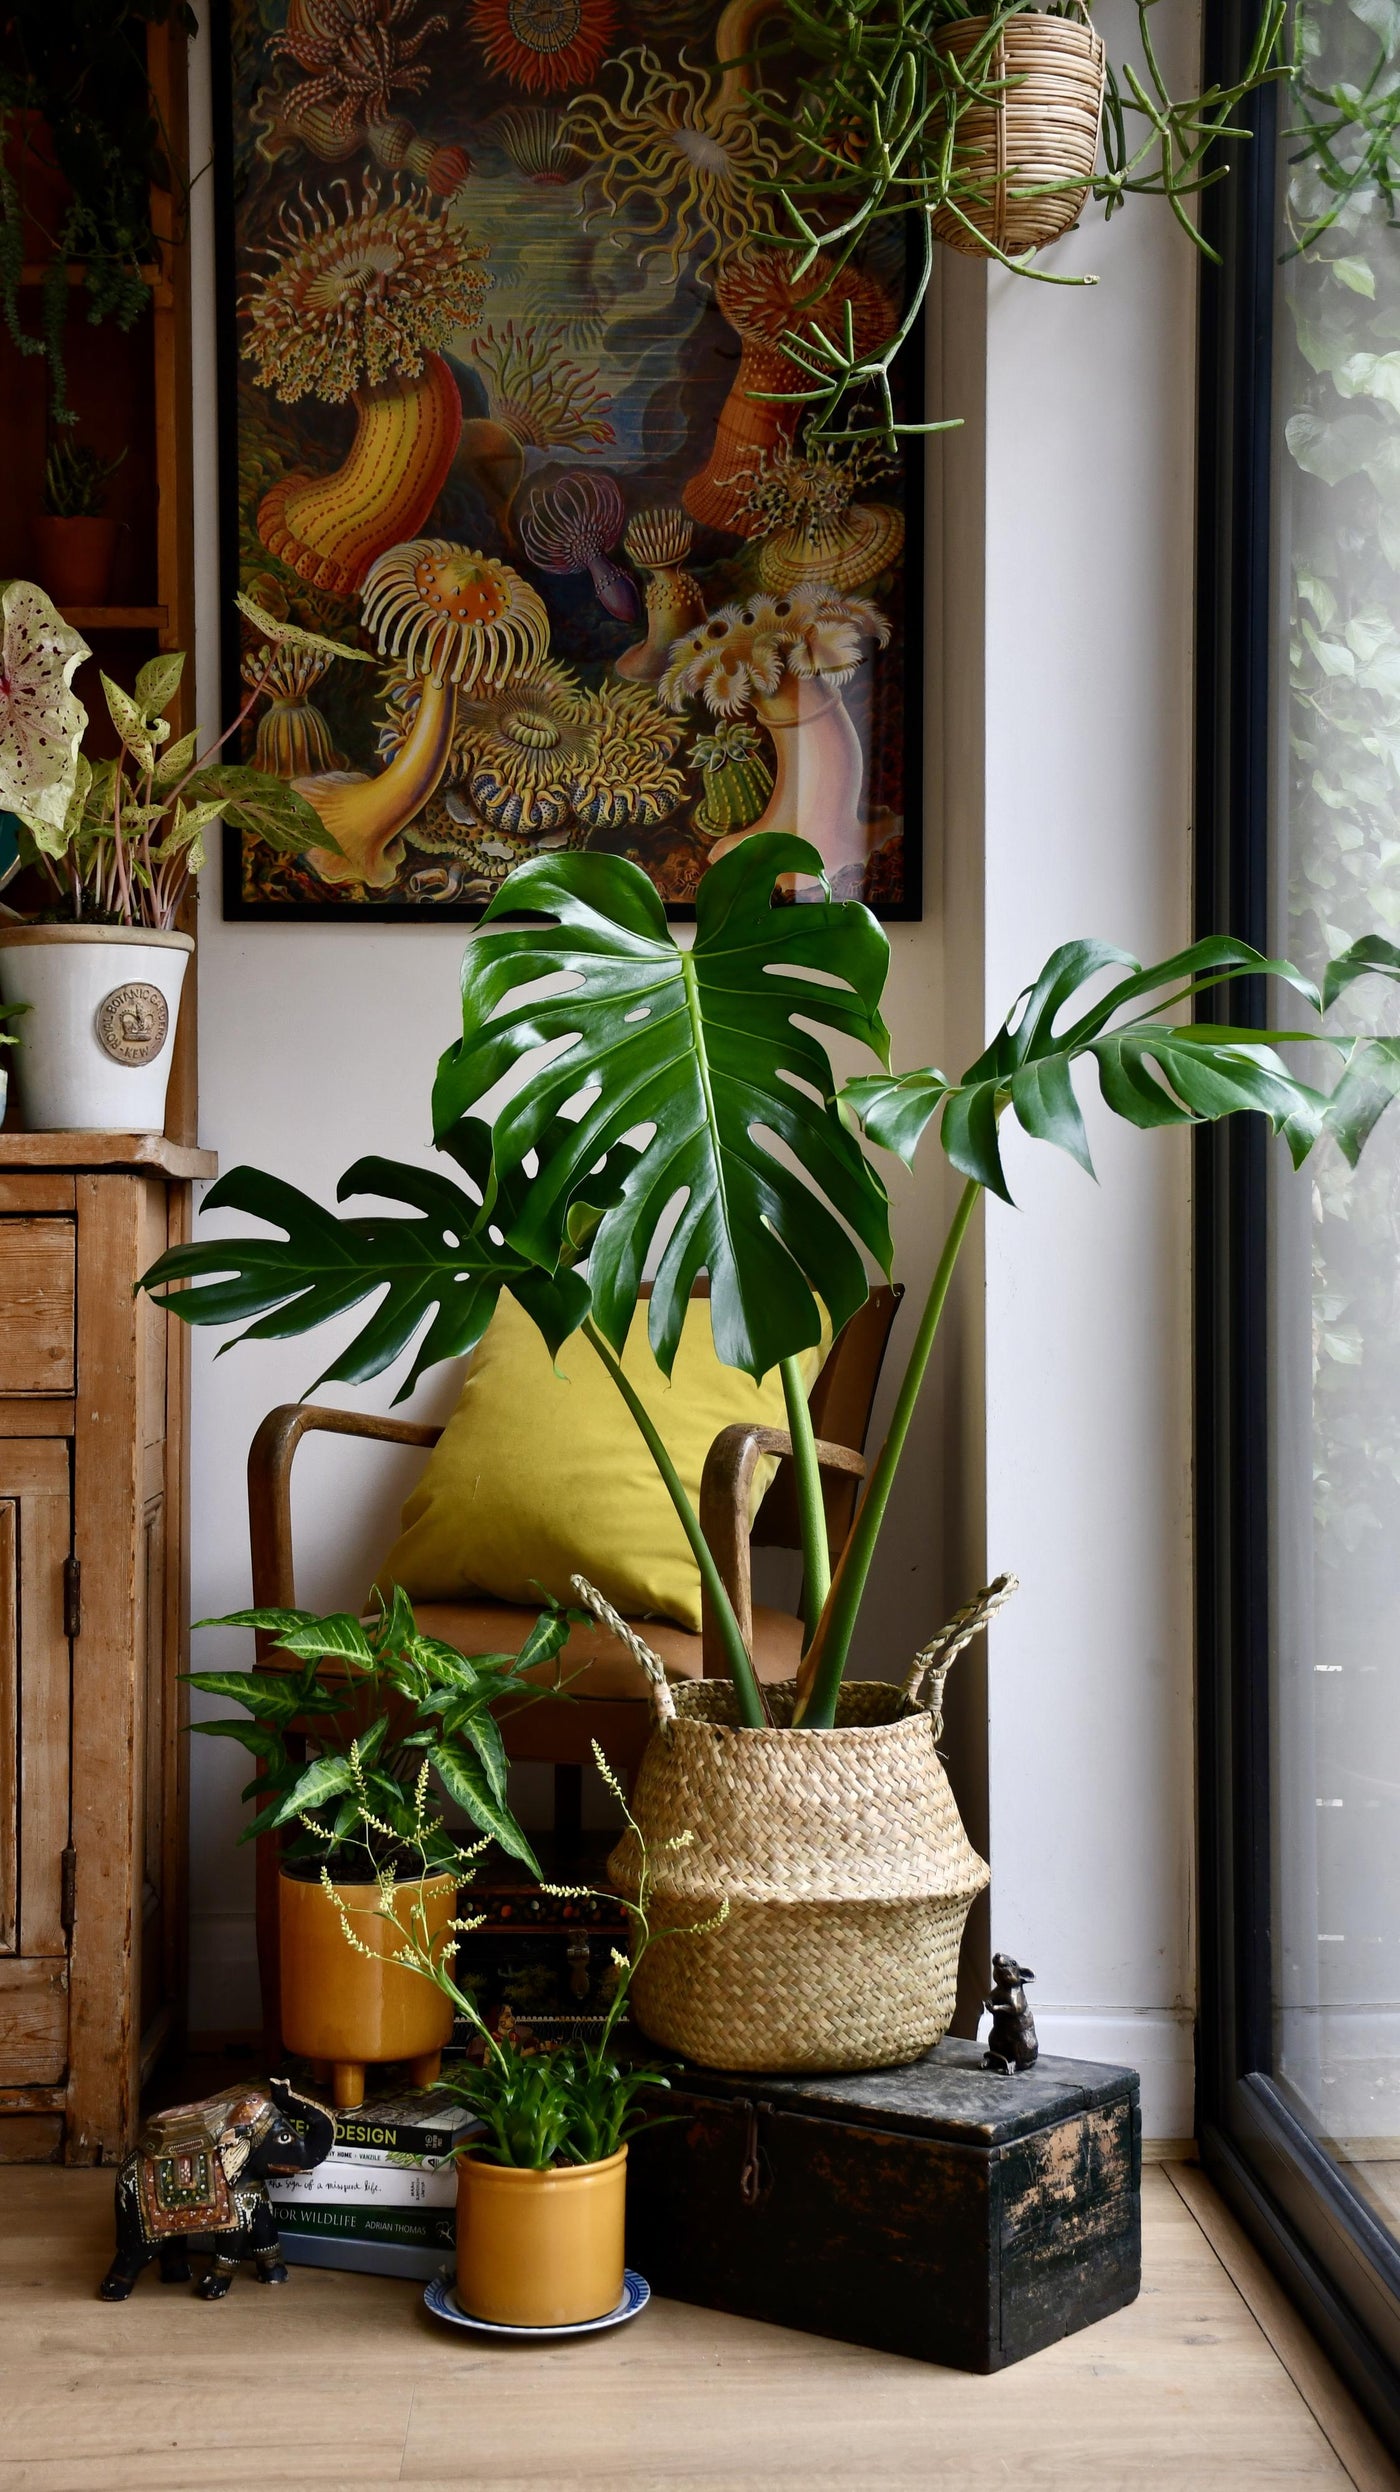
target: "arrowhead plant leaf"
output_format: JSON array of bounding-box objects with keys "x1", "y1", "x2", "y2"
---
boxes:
[{"x1": 432, "y1": 833, "x2": 894, "y2": 1381}]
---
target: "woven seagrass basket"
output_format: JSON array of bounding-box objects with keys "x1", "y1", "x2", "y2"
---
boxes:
[
  {"x1": 931, "y1": 7, "x2": 1107, "y2": 259},
  {"x1": 607, "y1": 1679, "x2": 989, "y2": 2075}
]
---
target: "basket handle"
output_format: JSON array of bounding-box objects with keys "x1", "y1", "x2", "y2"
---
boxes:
[
  {"x1": 570, "y1": 1575, "x2": 677, "y2": 1734},
  {"x1": 901, "y1": 1573, "x2": 1019, "y2": 1738}
]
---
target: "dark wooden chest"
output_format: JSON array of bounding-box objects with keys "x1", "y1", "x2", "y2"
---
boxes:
[{"x1": 625, "y1": 2037, "x2": 1141, "y2": 2372}]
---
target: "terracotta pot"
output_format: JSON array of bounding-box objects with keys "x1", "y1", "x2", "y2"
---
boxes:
[
  {"x1": 455, "y1": 2147, "x2": 628, "y2": 2326},
  {"x1": 0, "y1": 925, "x2": 191, "y2": 1134},
  {"x1": 31, "y1": 516, "x2": 120, "y2": 608},
  {"x1": 279, "y1": 1864, "x2": 456, "y2": 2111}
]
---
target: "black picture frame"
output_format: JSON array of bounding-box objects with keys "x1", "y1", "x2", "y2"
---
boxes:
[
  {"x1": 209, "y1": 0, "x2": 925, "y2": 927},
  {"x1": 1195, "y1": 0, "x2": 1400, "y2": 2452}
]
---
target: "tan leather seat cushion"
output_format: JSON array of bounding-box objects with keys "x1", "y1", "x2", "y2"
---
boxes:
[{"x1": 414, "y1": 1601, "x2": 803, "y2": 1702}]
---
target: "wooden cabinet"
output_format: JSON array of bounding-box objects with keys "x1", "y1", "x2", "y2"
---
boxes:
[{"x1": 0, "y1": 1134, "x2": 214, "y2": 2164}]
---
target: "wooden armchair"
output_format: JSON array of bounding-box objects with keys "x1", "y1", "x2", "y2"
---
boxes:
[{"x1": 244, "y1": 1286, "x2": 901, "y2": 2045}]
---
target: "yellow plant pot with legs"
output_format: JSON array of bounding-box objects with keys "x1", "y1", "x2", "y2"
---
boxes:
[
  {"x1": 455, "y1": 2147, "x2": 628, "y2": 2326},
  {"x1": 279, "y1": 1866, "x2": 455, "y2": 2110}
]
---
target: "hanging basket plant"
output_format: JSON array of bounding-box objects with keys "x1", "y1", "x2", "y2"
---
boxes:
[
  {"x1": 931, "y1": 7, "x2": 1108, "y2": 260},
  {"x1": 766, "y1": 0, "x2": 1296, "y2": 440}
]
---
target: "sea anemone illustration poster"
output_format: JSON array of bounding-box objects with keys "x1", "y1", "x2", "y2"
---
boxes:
[{"x1": 217, "y1": 0, "x2": 920, "y2": 919}]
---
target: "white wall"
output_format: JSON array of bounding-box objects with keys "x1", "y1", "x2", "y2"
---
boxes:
[
  {"x1": 978, "y1": 0, "x2": 1200, "y2": 2137},
  {"x1": 184, "y1": 0, "x2": 1200, "y2": 2138}
]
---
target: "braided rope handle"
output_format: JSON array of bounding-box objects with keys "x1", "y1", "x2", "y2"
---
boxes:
[
  {"x1": 570, "y1": 1575, "x2": 677, "y2": 1733},
  {"x1": 902, "y1": 1572, "x2": 1019, "y2": 1738}
]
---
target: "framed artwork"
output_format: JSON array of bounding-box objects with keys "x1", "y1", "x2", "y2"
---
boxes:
[{"x1": 215, "y1": 0, "x2": 921, "y2": 920}]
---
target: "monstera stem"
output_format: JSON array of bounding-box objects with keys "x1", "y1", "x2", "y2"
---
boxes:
[
  {"x1": 581, "y1": 1319, "x2": 767, "y2": 1729},
  {"x1": 781, "y1": 1354, "x2": 830, "y2": 1642},
  {"x1": 793, "y1": 1179, "x2": 982, "y2": 1729}
]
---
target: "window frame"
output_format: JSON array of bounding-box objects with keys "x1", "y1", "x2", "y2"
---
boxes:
[{"x1": 1196, "y1": 0, "x2": 1400, "y2": 2446}]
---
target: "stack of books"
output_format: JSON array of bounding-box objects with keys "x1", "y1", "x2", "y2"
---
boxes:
[{"x1": 271, "y1": 2084, "x2": 476, "y2": 2279}]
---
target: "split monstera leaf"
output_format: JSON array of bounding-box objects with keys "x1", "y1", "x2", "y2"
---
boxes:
[{"x1": 140, "y1": 834, "x2": 1400, "y2": 1729}]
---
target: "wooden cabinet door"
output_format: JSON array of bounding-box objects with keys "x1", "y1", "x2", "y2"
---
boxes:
[{"x1": 0, "y1": 1441, "x2": 72, "y2": 2128}]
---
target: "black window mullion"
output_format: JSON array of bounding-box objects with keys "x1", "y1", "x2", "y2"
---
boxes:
[{"x1": 1196, "y1": 0, "x2": 1400, "y2": 2452}]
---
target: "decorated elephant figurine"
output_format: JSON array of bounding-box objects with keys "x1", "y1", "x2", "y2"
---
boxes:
[{"x1": 99, "y1": 2077, "x2": 336, "y2": 2300}]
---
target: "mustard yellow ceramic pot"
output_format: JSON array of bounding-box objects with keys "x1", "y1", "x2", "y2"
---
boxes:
[
  {"x1": 455, "y1": 2146, "x2": 628, "y2": 2326},
  {"x1": 278, "y1": 1865, "x2": 455, "y2": 2110}
]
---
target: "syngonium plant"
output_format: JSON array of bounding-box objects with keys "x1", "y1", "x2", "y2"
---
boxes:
[{"x1": 137, "y1": 833, "x2": 1400, "y2": 1731}]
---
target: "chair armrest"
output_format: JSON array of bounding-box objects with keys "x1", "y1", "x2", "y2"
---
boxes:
[
  {"x1": 247, "y1": 1403, "x2": 442, "y2": 1646},
  {"x1": 699, "y1": 1425, "x2": 866, "y2": 1677}
]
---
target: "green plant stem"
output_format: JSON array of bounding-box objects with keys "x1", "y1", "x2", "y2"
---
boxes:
[
  {"x1": 581, "y1": 1317, "x2": 767, "y2": 1727},
  {"x1": 793, "y1": 1178, "x2": 982, "y2": 1729},
  {"x1": 781, "y1": 1353, "x2": 830, "y2": 1643}
]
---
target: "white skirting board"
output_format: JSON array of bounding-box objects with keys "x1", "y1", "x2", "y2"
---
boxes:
[{"x1": 1030, "y1": 2008, "x2": 1196, "y2": 2145}]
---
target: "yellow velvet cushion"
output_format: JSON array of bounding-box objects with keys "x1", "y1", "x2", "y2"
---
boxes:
[{"x1": 374, "y1": 1294, "x2": 826, "y2": 1634}]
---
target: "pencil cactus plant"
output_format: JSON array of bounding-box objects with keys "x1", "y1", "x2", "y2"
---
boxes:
[
  {"x1": 138, "y1": 833, "x2": 1400, "y2": 1729},
  {"x1": 760, "y1": 0, "x2": 1300, "y2": 438}
]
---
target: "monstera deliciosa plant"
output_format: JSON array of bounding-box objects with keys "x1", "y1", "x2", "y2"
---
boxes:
[{"x1": 139, "y1": 833, "x2": 1400, "y2": 1731}]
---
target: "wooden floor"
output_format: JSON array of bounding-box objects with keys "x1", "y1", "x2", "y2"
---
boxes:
[{"x1": 1, "y1": 2163, "x2": 1396, "y2": 2491}]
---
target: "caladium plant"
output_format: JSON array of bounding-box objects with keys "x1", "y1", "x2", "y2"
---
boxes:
[
  {"x1": 0, "y1": 577, "x2": 89, "y2": 842},
  {"x1": 0, "y1": 582, "x2": 358, "y2": 928},
  {"x1": 139, "y1": 834, "x2": 1400, "y2": 1731}
]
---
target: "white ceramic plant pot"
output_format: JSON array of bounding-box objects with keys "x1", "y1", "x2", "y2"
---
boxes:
[{"x1": 0, "y1": 926, "x2": 192, "y2": 1134}]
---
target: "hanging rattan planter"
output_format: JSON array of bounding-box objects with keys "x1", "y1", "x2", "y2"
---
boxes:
[
  {"x1": 931, "y1": 7, "x2": 1107, "y2": 260},
  {"x1": 607, "y1": 1679, "x2": 990, "y2": 2075}
]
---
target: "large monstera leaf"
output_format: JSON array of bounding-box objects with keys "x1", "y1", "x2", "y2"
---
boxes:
[
  {"x1": 139, "y1": 1129, "x2": 595, "y2": 1401},
  {"x1": 842, "y1": 937, "x2": 1341, "y2": 1190},
  {"x1": 431, "y1": 835, "x2": 894, "y2": 1380}
]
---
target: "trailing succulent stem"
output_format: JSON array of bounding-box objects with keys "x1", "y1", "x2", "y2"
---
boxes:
[{"x1": 763, "y1": 0, "x2": 1297, "y2": 441}]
